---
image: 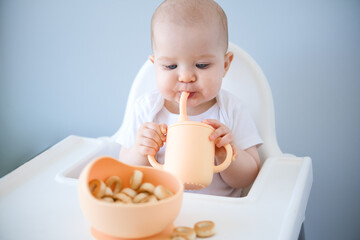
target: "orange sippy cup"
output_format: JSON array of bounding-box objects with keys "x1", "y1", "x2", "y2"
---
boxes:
[{"x1": 148, "y1": 92, "x2": 233, "y2": 190}]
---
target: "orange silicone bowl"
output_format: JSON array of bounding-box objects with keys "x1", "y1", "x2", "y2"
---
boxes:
[{"x1": 78, "y1": 156, "x2": 184, "y2": 239}]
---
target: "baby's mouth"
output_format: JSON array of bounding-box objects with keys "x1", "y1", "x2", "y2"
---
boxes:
[
  {"x1": 188, "y1": 92, "x2": 196, "y2": 98},
  {"x1": 180, "y1": 91, "x2": 196, "y2": 99}
]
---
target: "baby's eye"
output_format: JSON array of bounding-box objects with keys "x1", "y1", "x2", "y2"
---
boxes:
[
  {"x1": 165, "y1": 64, "x2": 177, "y2": 70},
  {"x1": 196, "y1": 63, "x2": 210, "y2": 69}
]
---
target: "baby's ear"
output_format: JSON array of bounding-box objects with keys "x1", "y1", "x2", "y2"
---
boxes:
[
  {"x1": 223, "y1": 51, "x2": 234, "y2": 76},
  {"x1": 149, "y1": 55, "x2": 155, "y2": 64}
]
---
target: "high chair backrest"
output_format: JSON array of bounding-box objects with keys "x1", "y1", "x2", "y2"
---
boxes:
[{"x1": 113, "y1": 42, "x2": 282, "y2": 164}]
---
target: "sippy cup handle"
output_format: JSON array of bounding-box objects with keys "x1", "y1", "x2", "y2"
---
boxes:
[
  {"x1": 148, "y1": 155, "x2": 164, "y2": 170},
  {"x1": 213, "y1": 143, "x2": 233, "y2": 173}
]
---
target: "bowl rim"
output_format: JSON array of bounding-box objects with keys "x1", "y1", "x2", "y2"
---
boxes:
[{"x1": 80, "y1": 156, "x2": 184, "y2": 208}]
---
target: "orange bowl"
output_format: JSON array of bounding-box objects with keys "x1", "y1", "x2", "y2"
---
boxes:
[{"x1": 78, "y1": 156, "x2": 184, "y2": 239}]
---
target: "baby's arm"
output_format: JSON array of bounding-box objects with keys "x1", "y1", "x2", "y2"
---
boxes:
[
  {"x1": 119, "y1": 122, "x2": 167, "y2": 166},
  {"x1": 203, "y1": 119, "x2": 260, "y2": 189}
]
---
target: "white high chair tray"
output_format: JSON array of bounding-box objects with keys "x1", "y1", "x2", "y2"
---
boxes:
[{"x1": 0, "y1": 135, "x2": 312, "y2": 240}]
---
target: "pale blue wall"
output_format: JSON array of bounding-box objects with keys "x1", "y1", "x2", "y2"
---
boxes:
[{"x1": 1, "y1": 0, "x2": 359, "y2": 239}]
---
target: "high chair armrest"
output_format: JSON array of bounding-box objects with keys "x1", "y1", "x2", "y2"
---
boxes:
[{"x1": 249, "y1": 156, "x2": 313, "y2": 239}]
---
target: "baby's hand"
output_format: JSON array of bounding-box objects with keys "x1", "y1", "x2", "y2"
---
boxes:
[
  {"x1": 202, "y1": 119, "x2": 237, "y2": 162},
  {"x1": 135, "y1": 122, "x2": 167, "y2": 156}
]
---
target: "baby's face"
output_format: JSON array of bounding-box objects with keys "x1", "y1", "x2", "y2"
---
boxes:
[{"x1": 150, "y1": 21, "x2": 232, "y2": 115}]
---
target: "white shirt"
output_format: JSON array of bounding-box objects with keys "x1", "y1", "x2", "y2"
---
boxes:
[{"x1": 116, "y1": 89, "x2": 263, "y2": 197}]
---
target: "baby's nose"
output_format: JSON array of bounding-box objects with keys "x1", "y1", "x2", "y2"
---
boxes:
[{"x1": 178, "y1": 70, "x2": 196, "y2": 83}]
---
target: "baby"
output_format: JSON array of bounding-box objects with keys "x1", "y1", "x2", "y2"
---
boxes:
[{"x1": 117, "y1": 0, "x2": 263, "y2": 197}]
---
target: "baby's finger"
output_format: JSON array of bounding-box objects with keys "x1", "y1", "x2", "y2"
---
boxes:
[
  {"x1": 142, "y1": 128, "x2": 164, "y2": 149},
  {"x1": 159, "y1": 123, "x2": 168, "y2": 135},
  {"x1": 138, "y1": 145, "x2": 157, "y2": 156},
  {"x1": 202, "y1": 119, "x2": 222, "y2": 128},
  {"x1": 144, "y1": 122, "x2": 166, "y2": 142},
  {"x1": 215, "y1": 133, "x2": 233, "y2": 148},
  {"x1": 138, "y1": 136, "x2": 160, "y2": 153},
  {"x1": 210, "y1": 125, "x2": 230, "y2": 141},
  {"x1": 203, "y1": 119, "x2": 228, "y2": 140}
]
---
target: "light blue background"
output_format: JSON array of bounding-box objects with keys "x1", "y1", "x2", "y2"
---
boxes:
[{"x1": 1, "y1": 0, "x2": 359, "y2": 239}]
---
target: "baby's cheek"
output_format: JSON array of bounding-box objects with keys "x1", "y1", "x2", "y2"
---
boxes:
[{"x1": 158, "y1": 82, "x2": 176, "y2": 99}]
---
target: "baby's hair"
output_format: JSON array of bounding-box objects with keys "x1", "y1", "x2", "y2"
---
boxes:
[{"x1": 151, "y1": 0, "x2": 228, "y2": 52}]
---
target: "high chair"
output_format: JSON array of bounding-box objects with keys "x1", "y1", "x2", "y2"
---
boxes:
[
  {"x1": 111, "y1": 42, "x2": 313, "y2": 238},
  {"x1": 0, "y1": 42, "x2": 312, "y2": 240}
]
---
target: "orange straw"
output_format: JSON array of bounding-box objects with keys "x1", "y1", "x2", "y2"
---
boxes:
[{"x1": 179, "y1": 92, "x2": 190, "y2": 121}]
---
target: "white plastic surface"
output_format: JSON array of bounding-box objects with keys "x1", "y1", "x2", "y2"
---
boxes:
[{"x1": 0, "y1": 135, "x2": 312, "y2": 240}]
